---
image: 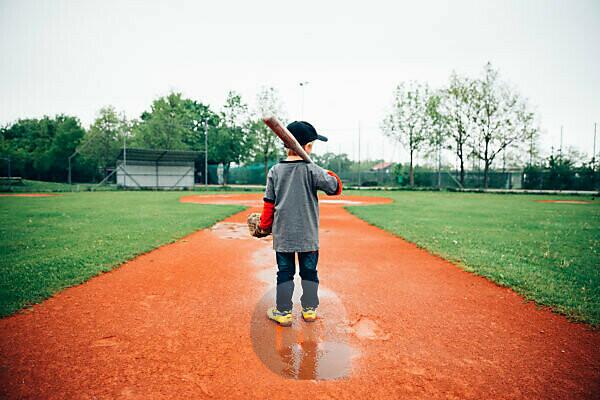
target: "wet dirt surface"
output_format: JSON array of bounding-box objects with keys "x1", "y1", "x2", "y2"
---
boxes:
[{"x1": 1, "y1": 193, "x2": 599, "y2": 399}]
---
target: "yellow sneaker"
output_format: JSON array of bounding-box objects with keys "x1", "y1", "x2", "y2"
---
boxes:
[
  {"x1": 302, "y1": 307, "x2": 317, "y2": 322},
  {"x1": 267, "y1": 307, "x2": 293, "y2": 327}
]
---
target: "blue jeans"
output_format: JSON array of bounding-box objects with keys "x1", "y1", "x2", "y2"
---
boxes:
[{"x1": 276, "y1": 251, "x2": 319, "y2": 312}]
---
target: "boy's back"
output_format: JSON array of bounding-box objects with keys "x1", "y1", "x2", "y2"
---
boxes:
[
  {"x1": 265, "y1": 160, "x2": 339, "y2": 253},
  {"x1": 257, "y1": 120, "x2": 342, "y2": 327}
]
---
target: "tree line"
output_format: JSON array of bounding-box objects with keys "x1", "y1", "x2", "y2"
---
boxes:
[
  {"x1": 1, "y1": 63, "x2": 597, "y2": 189},
  {"x1": 315, "y1": 63, "x2": 597, "y2": 190},
  {"x1": 382, "y1": 62, "x2": 541, "y2": 188},
  {"x1": 0, "y1": 88, "x2": 287, "y2": 184}
]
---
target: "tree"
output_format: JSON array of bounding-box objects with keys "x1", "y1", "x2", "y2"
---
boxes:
[
  {"x1": 209, "y1": 91, "x2": 252, "y2": 183},
  {"x1": 132, "y1": 93, "x2": 226, "y2": 184},
  {"x1": 252, "y1": 87, "x2": 287, "y2": 180},
  {"x1": 425, "y1": 92, "x2": 449, "y2": 187},
  {"x1": 80, "y1": 106, "x2": 130, "y2": 176},
  {"x1": 381, "y1": 82, "x2": 430, "y2": 186},
  {"x1": 132, "y1": 92, "x2": 195, "y2": 150},
  {"x1": 470, "y1": 63, "x2": 537, "y2": 187},
  {"x1": 547, "y1": 154, "x2": 576, "y2": 190},
  {"x1": 45, "y1": 115, "x2": 86, "y2": 181},
  {"x1": 0, "y1": 115, "x2": 86, "y2": 181},
  {"x1": 180, "y1": 98, "x2": 220, "y2": 152},
  {"x1": 439, "y1": 73, "x2": 476, "y2": 186},
  {"x1": 524, "y1": 149, "x2": 599, "y2": 190},
  {"x1": 312, "y1": 152, "x2": 352, "y2": 173},
  {"x1": 524, "y1": 115, "x2": 541, "y2": 166}
]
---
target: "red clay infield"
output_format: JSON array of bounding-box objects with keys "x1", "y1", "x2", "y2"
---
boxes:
[
  {"x1": 536, "y1": 199, "x2": 594, "y2": 204},
  {"x1": 1, "y1": 193, "x2": 598, "y2": 399}
]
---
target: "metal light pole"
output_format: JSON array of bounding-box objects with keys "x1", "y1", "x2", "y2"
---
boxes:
[
  {"x1": 123, "y1": 132, "x2": 127, "y2": 187},
  {"x1": 529, "y1": 130, "x2": 534, "y2": 166},
  {"x1": 67, "y1": 125, "x2": 102, "y2": 188},
  {"x1": 299, "y1": 81, "x2": 309, "y2": 119},
  {"x1": 204, "y1": 120, "x2": 208, "y2": 186},
  {"x1": 68, "y1": 153, "x2": 77, "y2": 186},
  {"x1": 593, "y1": 122, "x2": 597, "y2": 171},
  {"x1": 437, "y1": 141, "x2": 442, "y2": 189},
  {"x1": 358, "y1": 121, "x2": 361, "y2": 188},
  {"x1": 559, "y1": 125, "x2": 563, "y2": 159}
]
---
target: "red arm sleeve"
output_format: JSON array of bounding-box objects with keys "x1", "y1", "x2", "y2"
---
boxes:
[
  {"x1": 327, "y1": 170, "x2": 343, "y2": 195},
  {"x1": 259, "y1": 200, "x2": 275, "y2": 230}
]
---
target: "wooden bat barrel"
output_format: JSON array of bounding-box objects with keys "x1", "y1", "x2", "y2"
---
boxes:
[{"x1": 262, "y1": 116, "x2": 313, "y2": 163}]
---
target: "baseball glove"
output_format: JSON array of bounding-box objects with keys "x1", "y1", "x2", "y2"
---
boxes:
[{"x1": 247, "y1": 212, "x2": 271, "y2": 238}]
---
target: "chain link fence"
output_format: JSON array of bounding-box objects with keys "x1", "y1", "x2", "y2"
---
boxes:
[{"x1": 222, "y1": 162, "x2": 527, "y2": 189}]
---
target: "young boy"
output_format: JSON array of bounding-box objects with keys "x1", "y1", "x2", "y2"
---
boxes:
[{"x1": 258, "y1": 121, "x2": 342, "y2": 327}]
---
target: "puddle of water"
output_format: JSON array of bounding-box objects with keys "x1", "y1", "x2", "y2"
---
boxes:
[
  {"x1": 256, "y1": 268, "x2": 274, "y2": 284},
  {"x1": 210, "y1": 222, "x2": 249, "y2": 239},
  {"x1": 277, "y1": 340, "x2": 357, "y2": 380},
  {"x1": 250, "y1": 245, "x2": 361, "y2": 380},
  {"x1": 251, "y1": 285, "x2": 358, "y2": 381},
  {"x1": 252, "y1": 247, "x2": 275, "y2": 269},
  {"x1": 211, "y1": 222, "x2": 273, "y2": 242},
  {"x1": 349, "y1": 317, "x2": 390, "y2": 341},
  {"x1": 353, "y1": 319, "x2": 378, "y2": 339}
]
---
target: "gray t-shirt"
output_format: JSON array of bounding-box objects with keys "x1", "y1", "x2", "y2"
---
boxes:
[{"x1": 264, "y1": 160, "x2": 339, "y2": 253}]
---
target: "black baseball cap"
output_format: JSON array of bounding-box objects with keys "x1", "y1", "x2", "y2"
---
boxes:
[{"x1": 286, "y1": 121, "x2": 328, "y2": 146}]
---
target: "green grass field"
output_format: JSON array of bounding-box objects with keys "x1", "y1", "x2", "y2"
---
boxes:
[
  {"x1": 0, "y1": 179, "x2": 113, "y2": 193},
  {"x1": 0, "y1": 192, "x2": 242, "y2": 317},
  {"x1": 0, "y1": 179, "x2": 264, "y2": 193},
  {"x1": 347, "y1": 191, "x2": 600, "y2": 325},
  {"x1": 2, "y1": 190, "x2": 599, "y2": 326}
]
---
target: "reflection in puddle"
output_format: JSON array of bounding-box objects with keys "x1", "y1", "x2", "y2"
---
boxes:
[
  {"x1": 250, "y1": 242, "x2": 363, "y2": 380},
  {"x1": 275, "y1": 337, "x2": 356, "y2": 380},
  {"x1": 251, "y1": 285, "x2": 358, "y2": 381}
]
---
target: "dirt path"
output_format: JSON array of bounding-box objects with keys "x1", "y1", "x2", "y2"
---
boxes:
[{"x1": 1, "y1": 193, "x2": 598, "y2": 399}]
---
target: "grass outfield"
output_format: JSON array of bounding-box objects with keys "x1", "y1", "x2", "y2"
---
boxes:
[
  {"x1": 0, "y1": 179, "x2": 113, "y2": 193},
  {"x1": 0, "y1": 192, "x2": 243, "y2": 317},
  {"x1": 347, "y1": 191, "x2": 600, "y2": 325},
  {"x1": 0, "y1": 179, "x2": 264, "y2": 193}
]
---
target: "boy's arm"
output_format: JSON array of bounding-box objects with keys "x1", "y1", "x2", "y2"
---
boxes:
[
  {"x1": 259, "y1": 199, "x2": 274, "y2": 230},
  {"x1": 326, "y1": 170, "x2": 343, "y2": 195},
  {"x1": 312, "y1": 165, "x2": 343, "y2": 196},
  {"x1": 260, "y1": 168, "x2": 276, "y2": 230}
]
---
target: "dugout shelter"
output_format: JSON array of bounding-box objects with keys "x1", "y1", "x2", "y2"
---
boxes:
[{"x1": 116, "y1": 148, "x2": 200, "y2": 189}]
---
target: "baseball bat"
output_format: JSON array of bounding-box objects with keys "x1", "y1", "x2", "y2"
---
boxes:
[{"x1": 262, "y1": 116, "x2": 313, "y2": 163}]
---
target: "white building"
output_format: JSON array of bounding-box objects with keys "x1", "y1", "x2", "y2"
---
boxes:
[{"x1": 116, "y1": 148, "x2": 200, "y2": 189}]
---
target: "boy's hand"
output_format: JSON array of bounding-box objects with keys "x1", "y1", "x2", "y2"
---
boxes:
[{"x1": 247, "y1": 212, "x2": 271, "y2": 238}]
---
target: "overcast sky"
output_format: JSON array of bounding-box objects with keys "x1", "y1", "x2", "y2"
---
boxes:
[{"x1": 1, "y1": 0, "x2": 598, "y2": 163}]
